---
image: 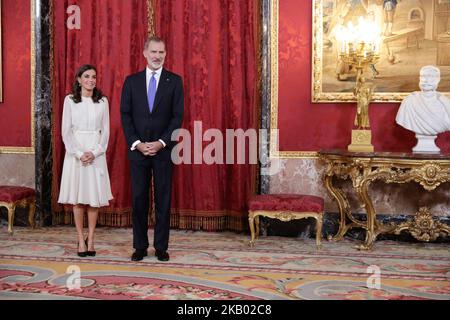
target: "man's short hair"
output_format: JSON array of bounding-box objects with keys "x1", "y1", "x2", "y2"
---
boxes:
[{"x1": 144, "y1": 36, "x2": 165, "y2": 49}]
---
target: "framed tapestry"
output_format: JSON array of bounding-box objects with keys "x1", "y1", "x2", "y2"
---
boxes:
[{"x1": 312, "y1": 0, "x2": 450, "y2": 102}]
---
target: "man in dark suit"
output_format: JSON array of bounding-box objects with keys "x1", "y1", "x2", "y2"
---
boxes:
[{"x1": 120, "y1": 36, "x2": 184, "y2": 262}]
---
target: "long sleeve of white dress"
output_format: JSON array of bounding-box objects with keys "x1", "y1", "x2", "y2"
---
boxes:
[
  {"x1": 92, "y1": 98, "x2": 110, "y2": 158},
  {"x1": 61, "y1": 96, "x2": 84, "y2": 159}
]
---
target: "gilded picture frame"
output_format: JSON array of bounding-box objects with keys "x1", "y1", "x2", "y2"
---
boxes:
[{"x1": 312, "y1": 0, "x2": 450, "y2": 103}]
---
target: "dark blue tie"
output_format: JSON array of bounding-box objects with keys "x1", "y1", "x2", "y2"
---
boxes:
[{"x1": 147, "y1": 72, "x2": 156, "y2": 113}]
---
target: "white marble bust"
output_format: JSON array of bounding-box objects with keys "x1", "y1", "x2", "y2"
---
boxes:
[{"x1": 396, "y1": 65, "x2": 450, "y2": 153}]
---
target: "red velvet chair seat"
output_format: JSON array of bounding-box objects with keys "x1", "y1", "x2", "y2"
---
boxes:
[
  {"x1": 248, "y1": 194, "x2": 324, "y2": 213},
  {"x1": 248, "y1": 194, "x2": 325, "y2": 249},
  {"x1": 0, "y1": 186, "x2": 35, "y2": 202},
  {"x1": 0, "y1": 186, "x2": 36, "y2": 234}
]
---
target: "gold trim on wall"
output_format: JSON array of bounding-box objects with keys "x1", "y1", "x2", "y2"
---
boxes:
[
  {"x1": 0, "y1": 0, "x2": 35, "y2": 154},
  {"x1": 147, "y1": 0, "x2": 155, "y2": 36},
  {"x1": 272, "y1": 151, "x2": 319, "y2": 159},
  {"x1": 269, "y1": 0, "x2": 317, "y2": 159}
]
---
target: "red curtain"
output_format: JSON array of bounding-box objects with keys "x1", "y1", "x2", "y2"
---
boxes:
[
  {"x1": 155, "y1": 0, "x2": 259, "y2": 231},
  {"x1": 52, "y1": 0, "x2": 259, "y2": 231},
  {"x1": 52, "y1": 0, "x2": 149, "y2": 226}
]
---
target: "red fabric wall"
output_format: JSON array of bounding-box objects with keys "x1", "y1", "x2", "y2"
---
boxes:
[
  {"x1": 0, "y1": 0, "x2": 31, "y2": 147},
  {"x1": 278, "y1": 0, "x2": 450, "y2": 152}
]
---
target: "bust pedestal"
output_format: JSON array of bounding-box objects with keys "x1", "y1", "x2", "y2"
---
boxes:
[{"x1": 413, "y1": 134, "x2": 440, "y2": 153}]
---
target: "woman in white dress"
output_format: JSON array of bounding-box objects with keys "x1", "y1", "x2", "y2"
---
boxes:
[{"x1": 58, "y1": 64, "x2": 113, "y2": 257}]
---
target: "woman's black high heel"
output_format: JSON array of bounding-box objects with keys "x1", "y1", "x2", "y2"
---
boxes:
[
  {"x1": 77, "y1": 242, "x2": 88, "y2": 257},
  {"x1": 85, "y1": 237, "x2": 96, "y2": 257}
]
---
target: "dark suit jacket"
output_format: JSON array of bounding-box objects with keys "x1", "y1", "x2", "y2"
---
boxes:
[{"x1": 120, "y1": 68, "x2": 184, "y2": 162}]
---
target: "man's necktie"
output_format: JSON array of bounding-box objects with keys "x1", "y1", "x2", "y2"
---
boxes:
[{"x1": 147, "y1": 72, "x2": 156, "y2": 113}]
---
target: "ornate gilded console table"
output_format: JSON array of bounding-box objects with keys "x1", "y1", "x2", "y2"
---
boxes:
[{"x1": 318, "y1": 149, "x2": 450, "y2": 250}]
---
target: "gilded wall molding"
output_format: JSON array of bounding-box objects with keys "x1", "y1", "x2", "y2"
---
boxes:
[
  {"x1": 269, "y1": 0, "x2": 317, "y2": 159},
  {"x1": 0, "y1": 0, "x2": 35, "y2": 154}
]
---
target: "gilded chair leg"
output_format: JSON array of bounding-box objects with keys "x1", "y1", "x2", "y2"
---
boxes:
[
  {"x1": 248, "y1": 212, "x2": 256, "y2": 247},
  {"x1": 7, "y1": 204, "x2": 15, "y2": 234},
  {"x1": 315, "y1": 214, "x2": 323, "y2": 250},
  {"x1": 254, "y1": 215, "x2": 260, "y2": 239},
  {"x1": 28, "y1": 201, "x2": 36, "y2": 228}
]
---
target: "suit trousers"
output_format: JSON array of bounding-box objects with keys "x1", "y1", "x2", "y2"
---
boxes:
[{"x1": 130, "y1": 157, "x2": 173, "y2": 252}]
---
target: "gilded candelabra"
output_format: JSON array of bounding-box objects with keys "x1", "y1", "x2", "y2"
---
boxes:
[
  {"x1": 341, "y1": 43, "x2": 379, "y2": 152},
  {"x1": 336, "y1": 18, "x2": 381, "y2": 152}
]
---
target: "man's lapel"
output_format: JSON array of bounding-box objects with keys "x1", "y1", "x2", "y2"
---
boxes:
[
  {"x1": 153, "y1": 68, "x2": 170, "y2": 113},
  {"x1": 138, "y1": 70, "x2": 149, "y2": 112}
]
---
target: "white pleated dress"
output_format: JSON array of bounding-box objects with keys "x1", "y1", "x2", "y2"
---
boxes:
[{"x1": 58, "y1": 95, "x2": 113, "y2": 207}]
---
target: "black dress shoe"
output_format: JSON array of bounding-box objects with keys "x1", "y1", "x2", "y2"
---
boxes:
[
  {"x1": 87, "y1": 250, "x2": 96, "y2": 257},
  {"x1": 155, "y1": 250, "x2": 169, "y2": 261},
  {"x1": 77, "y1": 251, "x2": 88, "y2": 257},
  {"x1": 131, "y1": 250, "x2": 148, "y2": 261},
  {"x1": 85, "y1": 238, "x2": 96, "y2": 257},
  {"x1": 77, "y1": 242, "x2": 88, "y2": 257}
]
